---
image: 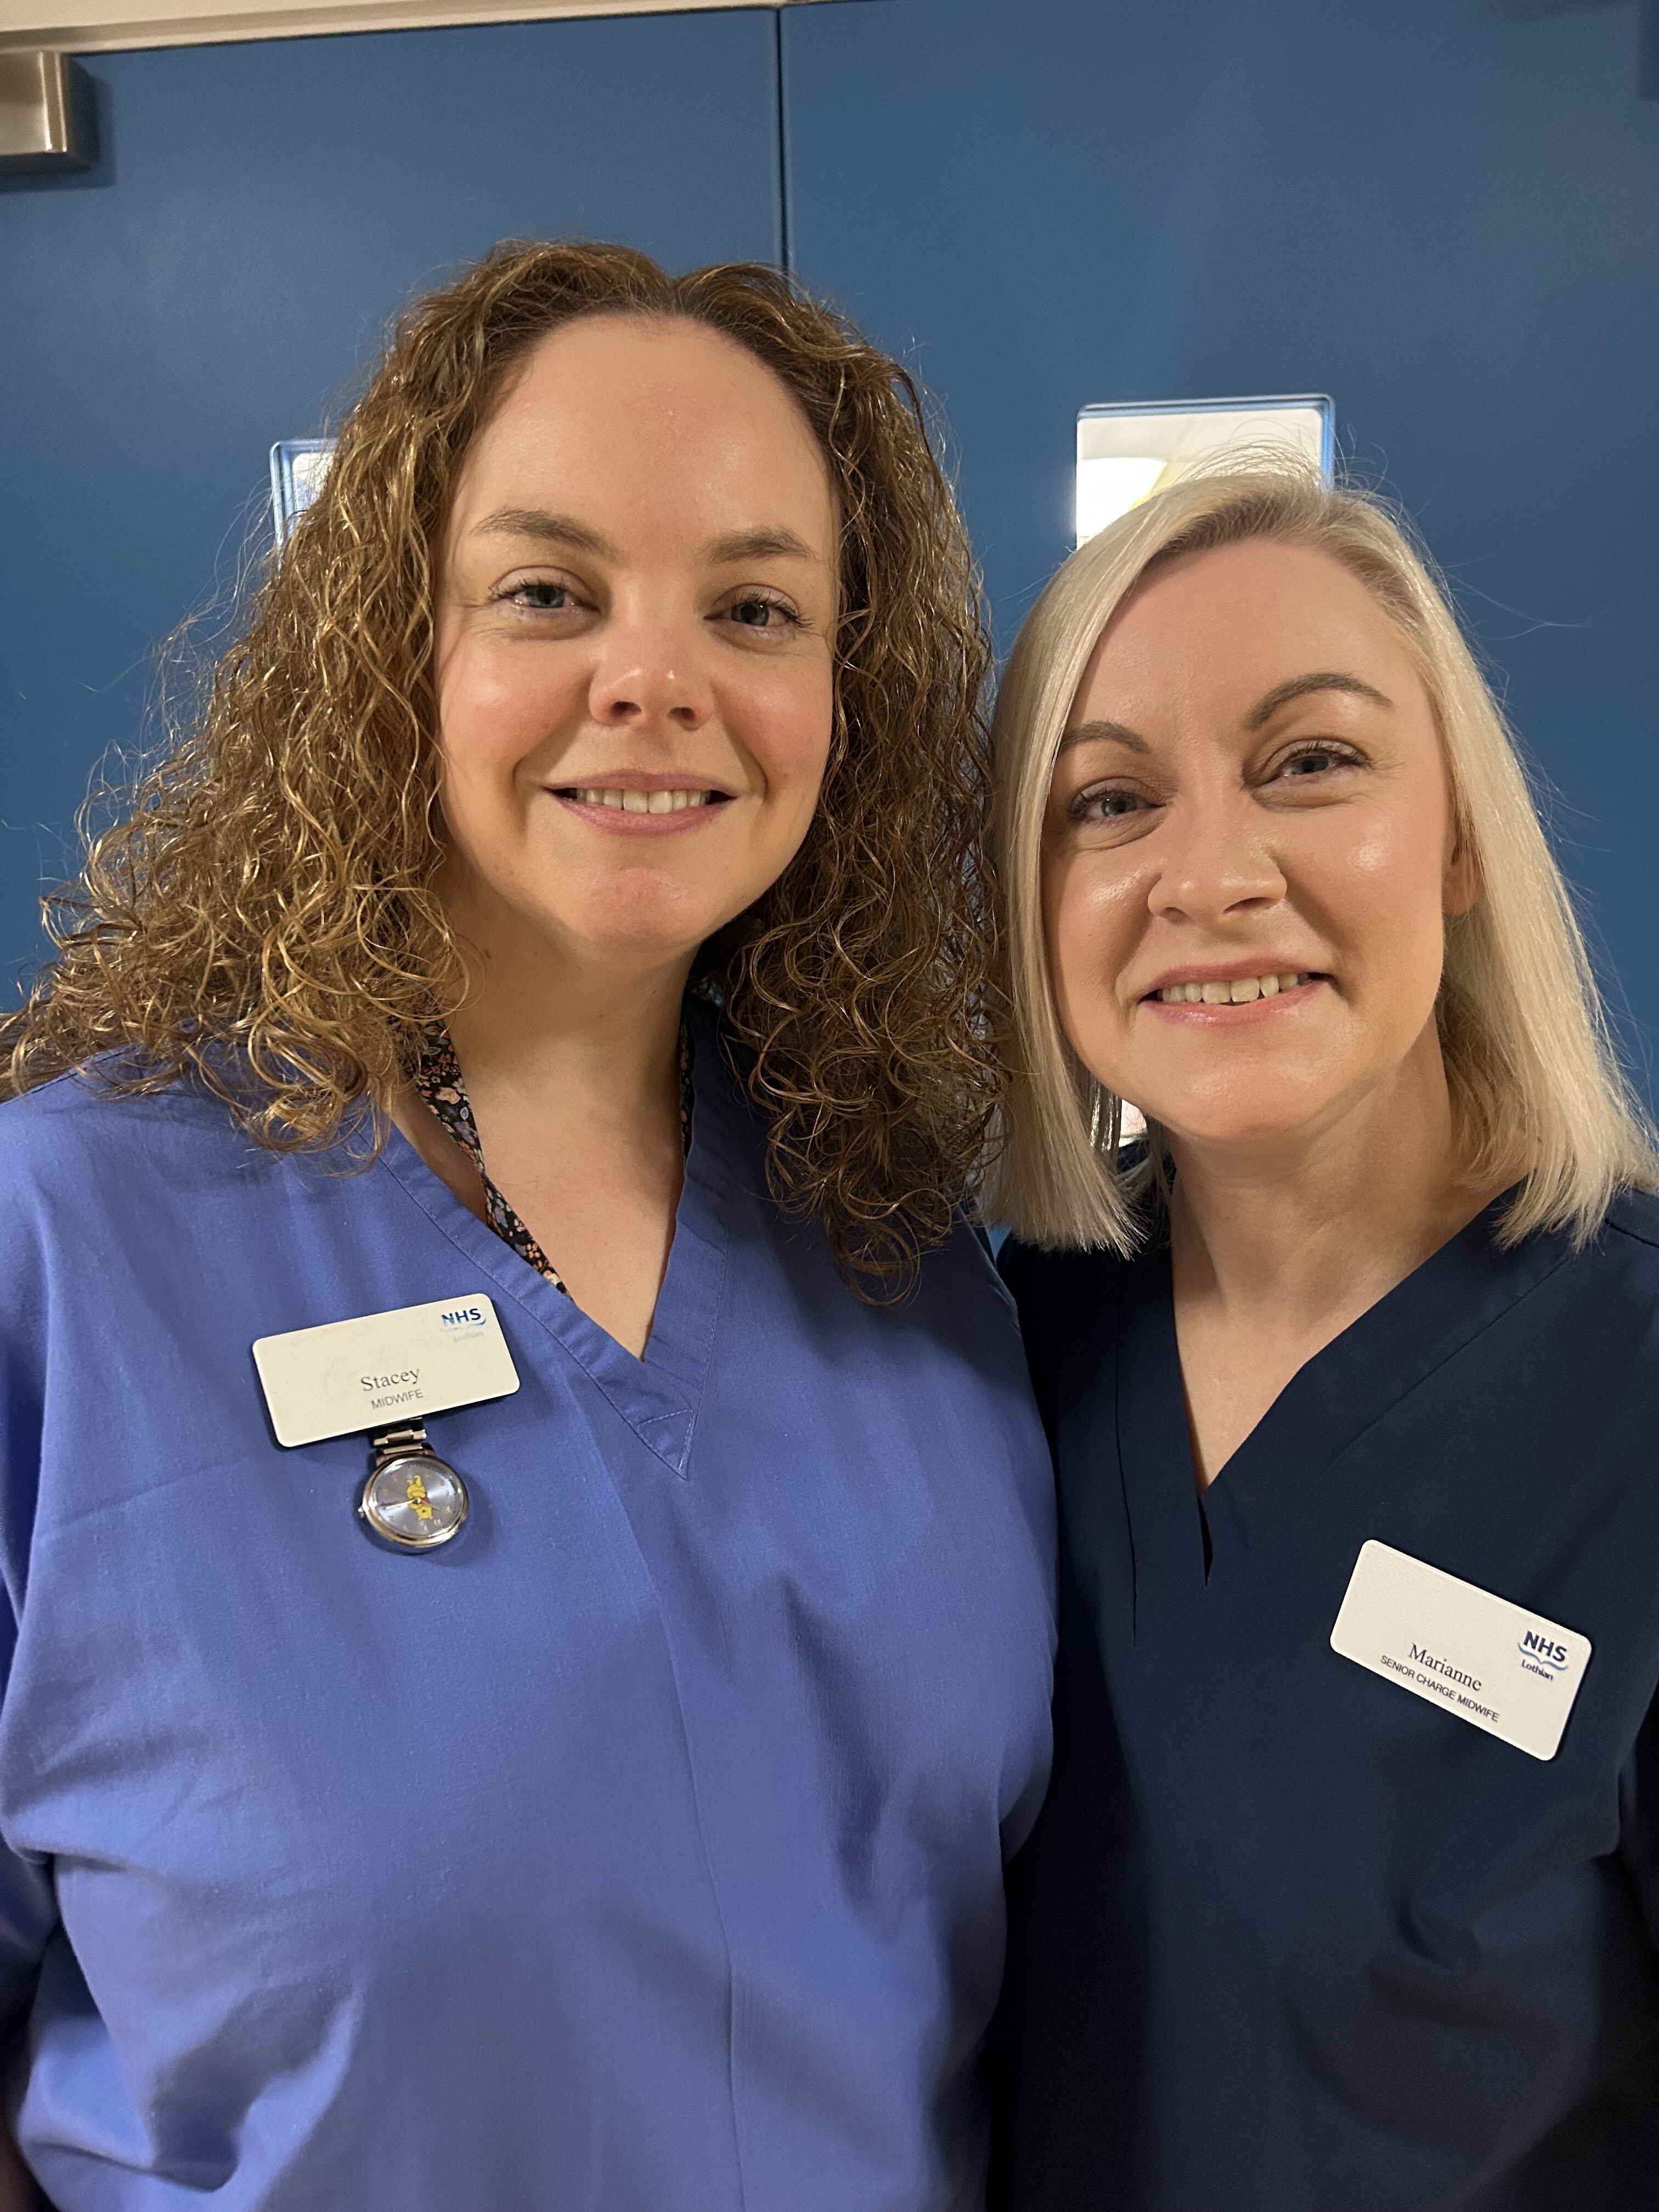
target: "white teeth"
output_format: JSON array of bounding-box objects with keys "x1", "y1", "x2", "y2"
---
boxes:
[
  {"x1": 569, "y1": 787, "x2": 714, "y2": 812},
  {"x1": 1156, "y1": 972, "x2": 1311, "y2": 1005}
]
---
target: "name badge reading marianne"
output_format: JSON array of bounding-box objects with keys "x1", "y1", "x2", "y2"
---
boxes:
[
  {"x1": 253, "y1": 1296, "x2": 520, "y2": 1448},
  {"x1": 1331, "y1": 1540, "x2": 1592, "y2": 1762}
]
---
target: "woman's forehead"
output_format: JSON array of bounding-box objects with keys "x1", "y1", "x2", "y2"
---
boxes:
[
  {"x1": 472, "y1": 318, "x2": 826, "y2": 481},
  {"x1": 1075, "y1": 540, "x2": 1423, "y2": 721},
  {"x1": 443, "y1": 314, "x2": 838, "y2": 562}
]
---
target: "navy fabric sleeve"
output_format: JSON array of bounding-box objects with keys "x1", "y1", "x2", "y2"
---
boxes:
[
  {"x1": 1618, "y1": 1702, "x2": 1659, "y2": 1949},
  {"x1": 1605, "y1": 1211, "x2": 1659, "y2": 1958}
]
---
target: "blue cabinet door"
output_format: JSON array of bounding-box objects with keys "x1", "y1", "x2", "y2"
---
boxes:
[
  {"x1": 0, "y1": 10, "x2": 781, "y2": 985},
  {"x1": 781, "y1": 0, "x2": 1659, "y2": 1085}
]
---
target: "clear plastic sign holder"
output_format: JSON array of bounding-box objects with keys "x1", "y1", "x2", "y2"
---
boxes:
[
  {"x1": 270, "y1": 439, "x2": 336, "y2": 544},
  {"x1": 1075, "y1": 395, "x2": 1334, "y2": 545}
]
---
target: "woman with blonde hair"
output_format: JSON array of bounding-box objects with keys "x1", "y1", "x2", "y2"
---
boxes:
[
  {"x1": 985, "y1": 465, "x2": 1659, "y2": 2210},
  {"x1": 0, "y1": 241, "x2": 1054, "y2": 2211}
]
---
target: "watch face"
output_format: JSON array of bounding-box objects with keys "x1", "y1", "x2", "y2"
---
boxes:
[{"x1": 357, "y1": 1453, "x2": 469, "y2": 1551}]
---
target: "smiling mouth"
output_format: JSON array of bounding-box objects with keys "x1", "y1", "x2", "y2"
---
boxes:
[
  {"x1": 556, "y1": 786, "x2": 731, "y2": 815},
  {"x1": 1149, "y1": 971, "x2": 1323, "y2": 1005}
]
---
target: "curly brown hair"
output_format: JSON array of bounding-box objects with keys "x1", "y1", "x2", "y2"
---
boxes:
[{"x1": 2, "y1": 240, "x2": 998, "y2": 1293}]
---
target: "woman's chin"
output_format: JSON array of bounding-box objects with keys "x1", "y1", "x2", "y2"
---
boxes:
[
  {"x1": 1140, "y1": 1086, "x2": 1351, "y2": 1163},
  {"x1": 493, "y1": 888, "x2": 735, "y2": 980},
  {"x1": 570, "y1": 921, "x2": 723, "y2": 980}
]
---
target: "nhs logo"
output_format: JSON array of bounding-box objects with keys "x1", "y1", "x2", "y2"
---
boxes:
[
  {"x1": 1519, "y1": 1628, "x2": 1570, "y2": 1672},
  {"x1": 439, "y1": 1305, "x2": 487, "y2": 1334}
]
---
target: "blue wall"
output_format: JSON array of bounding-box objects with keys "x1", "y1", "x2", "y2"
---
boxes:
[
  {"x1": 781, "y1": 0, "x2": 1659, "y2": 1077},
  {"x1": 4, "y1": 0, "x2": 1657, "y2": 1079},
  {"x1": 0, "y1": 10, "x2": 779, "y2": 972}
]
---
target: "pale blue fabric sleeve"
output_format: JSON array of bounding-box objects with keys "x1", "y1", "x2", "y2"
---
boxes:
[{"x1": 0, "y1": 1167, "x2": 65, "y2": 2019}]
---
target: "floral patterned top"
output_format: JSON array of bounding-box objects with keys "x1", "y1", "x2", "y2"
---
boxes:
[{"x1": 413, "y1": 1022, "x2": 695, "y2": 1296}]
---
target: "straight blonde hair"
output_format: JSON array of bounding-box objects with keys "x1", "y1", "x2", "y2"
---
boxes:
[{"x1": 985, "y1": 464, "x2": 1658, "y2": 1251}]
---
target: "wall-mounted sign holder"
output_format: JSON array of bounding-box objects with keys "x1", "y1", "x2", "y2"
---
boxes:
[
  {"x1": 270, "y1": 441, "x2": 335, "y2": 544},
  {"x1": 0, "y1": 50, "x2": 97, "y2": 171},
  {"x1": 1075, "y1": 394, "x2": 1335, "y2": 546}
]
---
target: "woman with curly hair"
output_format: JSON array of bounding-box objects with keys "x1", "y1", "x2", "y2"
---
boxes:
[{"x1": 0, "y1": 242, "x2": 1053, "y2": 2211}]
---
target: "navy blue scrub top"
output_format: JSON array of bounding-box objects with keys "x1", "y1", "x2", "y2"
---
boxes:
[
  {"x1": 0, "y1": 1006, "x2": 1055, "y2": 2211},
  {"x1": 991, "y1": 1192, "x2": 1659, "y2": 2212}
]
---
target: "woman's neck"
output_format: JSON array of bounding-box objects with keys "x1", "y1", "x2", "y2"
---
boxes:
[
  {"x1": 1166, "y1": 1026, "x2": 1498, "y2": 1482},
  {"x1": 443, "y1": 957, "x2": 690, "y2": 1132},
  {"x1": 433, "y1": 857, "x2": 696, "y2": 1132},
  {"x1": 390, "y1": 904, "x2": 699, "y2": 1358}
]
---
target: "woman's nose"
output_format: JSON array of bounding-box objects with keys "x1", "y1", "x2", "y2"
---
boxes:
[
  {"x1": 1146, "y1": 793, "x2": 1288, "y2": 924},
  {"x1": 588, "y1": 603, "x2": 715, "y2": 732}
]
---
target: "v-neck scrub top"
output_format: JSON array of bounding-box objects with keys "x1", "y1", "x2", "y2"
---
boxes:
[
  {"x1": 992, "y1": 1194, "x2": 1659, "y2": 2212},
  {"x1": 0, "y1": 1008, "x2": 1055, "y2": 2211}
]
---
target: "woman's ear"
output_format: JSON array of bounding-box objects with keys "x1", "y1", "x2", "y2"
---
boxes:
[{"x1": 1443, "y1": 830, "x2": 1483, "y2": 919}]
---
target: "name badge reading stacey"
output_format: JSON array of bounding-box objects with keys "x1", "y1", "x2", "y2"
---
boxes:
[
  {"x1": 1331, "y1": 1540, "x2": 1592, "y2": 1762},
  {"x1": 252, "y1": 1296, "x2": 520, "y2": 1448}
]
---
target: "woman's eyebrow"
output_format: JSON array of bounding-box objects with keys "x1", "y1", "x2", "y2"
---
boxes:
[
  {"x1": 472, "y1": 507, "x2": 616, "y2": 556},
  {"x1": 1246, "y1": 672, "x2": 1392, "y2": 728},
  {"x1": 1058, "y1": 720, "x2": 1149, "y2": 754},
  {"x1": 466, "y1": 512, "x2": 820, "y2": 567},
  {"x1": 704, "y1": 526, "x2": 822, "y2": 565}
]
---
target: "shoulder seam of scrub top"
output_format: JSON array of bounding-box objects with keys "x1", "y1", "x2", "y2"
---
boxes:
[
  {"x1": 1218, "y1": 1226, "x2": 1581, "y2": 1570},
  {"x1": 1606, "y1": 1204, "x2": 1659, "y2": 1254},
  {"x1": 1102, "y1": 1209, "x2": 1581, "y2": 1646},
  {"x1": 372, "y1": 1130, "x2": 706, "y2": 1480}
]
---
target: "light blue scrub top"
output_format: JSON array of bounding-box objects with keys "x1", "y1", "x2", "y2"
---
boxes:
[{"x1": 0, "y1": 1008, "x2": 1054, "y2": 2211}]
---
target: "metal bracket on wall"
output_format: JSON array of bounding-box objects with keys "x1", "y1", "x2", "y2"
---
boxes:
[
  {"x1": 0, "y1": 50, "x2": 97, "y2": 172},
  {"x1": 0, "y1": 0, "x2": 828, "y2": 59}
]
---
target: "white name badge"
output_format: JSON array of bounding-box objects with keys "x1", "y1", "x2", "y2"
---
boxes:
[
  {"x1": 253, "y1": 1296, "x2": 520, "y2": 1448},
  {"x1": 1330, "y1": 1539, "x2": 1592, "y2": 1762}
]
